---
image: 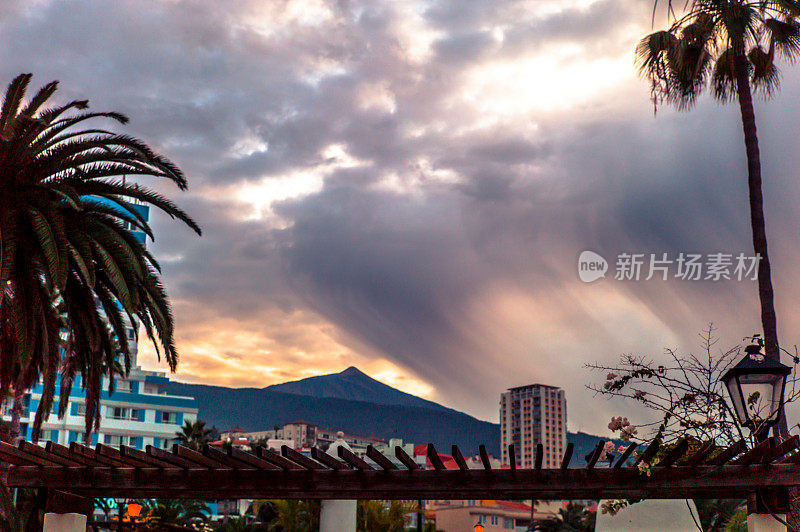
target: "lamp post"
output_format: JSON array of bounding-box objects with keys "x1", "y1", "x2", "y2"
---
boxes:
[
  {"x1": 474, "y1": 522, "x2": 484, "y2": 532},
  {"x1": 721, "y1": 344, "x2": 792, "y2": 531},
  {"x1": 721, "y1": 344, "x2": 791, "y2": 442}
]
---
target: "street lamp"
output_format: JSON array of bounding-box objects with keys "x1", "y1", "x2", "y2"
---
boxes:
[
  {"x1": 127, "y1": 501, "x2": 142, "y2": 530},
  {"x1": 721, "y1": 344, "x2": 791, "y2": 441},
  {"x1": 474, "y1": 523, "x2": 484, "y2": 532}
]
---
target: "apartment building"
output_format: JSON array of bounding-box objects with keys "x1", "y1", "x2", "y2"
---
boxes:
[{"x1": 499, "y1": 384, "x2": 566, "y2": 469}]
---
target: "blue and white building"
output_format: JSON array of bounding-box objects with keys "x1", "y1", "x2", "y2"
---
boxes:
[{"x1": 2, "y1": 200, "x2": 198, "y2": 449}]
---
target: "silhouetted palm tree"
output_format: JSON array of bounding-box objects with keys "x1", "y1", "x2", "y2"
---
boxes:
[
  {"x1": 635, "y1": 0, "x2": 800, "y2": 365},
  {"x1": 175, "y1": 419, "x2": 215, "y2": 450},
  {"x1": 0, "y1": 73, "x2": 201, "y2": 442}
]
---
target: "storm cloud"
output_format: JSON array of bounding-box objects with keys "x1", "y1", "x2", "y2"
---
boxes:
[{"x1": 4, "y1": 0, "x2": 800, "y2": 434}]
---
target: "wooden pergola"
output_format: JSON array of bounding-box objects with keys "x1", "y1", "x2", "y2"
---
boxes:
[{"x1": 1, "y1": 436, "x2": 799, "y2": 516}]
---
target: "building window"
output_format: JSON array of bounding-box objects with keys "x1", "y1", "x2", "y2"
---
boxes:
[
  {"x1": 114, "y1": 380, "x2": 132, "y2": 393},
  {"x1": 504, "y1": 518, "x2": 515, "y2": 529},
  {"x1": 477, "y1": 515, "x2": 486, "y2": 525},
  {"x1": 490, "y1": 516, "x2": 499, "y2": 525},
  {"x1": 107, "y1": 407, "x2": 139, "y2": 421},
  {"x1": 161, "y1": 411, "x2": 179, "y2": 424},
  {"x1": 104, "y1": 434, "x2": 135, "y2": 447}
]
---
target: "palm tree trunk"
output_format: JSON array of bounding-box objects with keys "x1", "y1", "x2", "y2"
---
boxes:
[{"x1": 731, "y1": 42, "x2": 789, "y2": 439}]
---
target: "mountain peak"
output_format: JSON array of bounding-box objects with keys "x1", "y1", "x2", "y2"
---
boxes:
[{"x1": 340, "y1": 366, "x2": 366, "y2": 377}]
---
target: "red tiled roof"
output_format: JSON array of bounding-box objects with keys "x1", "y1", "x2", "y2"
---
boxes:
[{"x1": 413, "y1": 444, "x2": 460, "y2": 470}]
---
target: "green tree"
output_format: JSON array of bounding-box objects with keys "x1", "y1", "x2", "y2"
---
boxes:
[
  {"x1": 635, "y1": 0, "x2": 800, "y2": 368},
  {"x1": 251, "y1": 500, "x2": 320, "y2": 532},
  {"x1": 140, "y1": 499, "x2": 211, "y2": 530},
  {"x1": 357, "y1": 500, "x2": 417, "y2": 532},
  {"x1": 0, "y1": 73, "x2": 200, "y2": 443},
  {"x1": 176, "y1": 419, "x2": 215, "y2": 450},
  {"x1": 532, "y1": 502, "x2": 595, "y2": 531}
]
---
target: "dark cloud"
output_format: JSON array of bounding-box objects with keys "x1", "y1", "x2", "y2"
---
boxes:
[{"x1": 4, "y1": 0, "x2": 800, "y2": 432}]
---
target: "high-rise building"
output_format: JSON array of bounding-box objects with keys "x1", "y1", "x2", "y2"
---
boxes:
[
  {"x1": 500, "y1": 384, "x2": 566, "y2": 469},
  {"x1": 2, "y1": 200, "x2": 198, "y2": 449}
]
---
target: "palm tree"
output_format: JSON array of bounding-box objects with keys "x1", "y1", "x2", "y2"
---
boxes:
[
  {"x1": 250, "y1": 500, "x2": 320, "y2": 532},
  {"x1": 635, "y1": 1, "x2": 800, "y2": 367},
  {"x1": 175, "y1": 418, "x2": 215, "y2": 450},
  {"x1": 532, "y1": 502, "x2": 595, "y2": 531},
  {"x1": 0, "y1": 73, "x2": 201, "y2": 442},
  {"x1": 140, "y1": 499, "x2": 211, "y2": 530},
  {"x1": 357, "y1": 500, "x2": 417, "y2": 532}
]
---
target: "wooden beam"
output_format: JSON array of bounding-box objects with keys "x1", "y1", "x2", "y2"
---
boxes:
[
  {"x1": 507, "y1": 445, "x2": 516, "y2": 471},
  {"x1": 119, "y1": 445, "x2": 177, "y2": 469},
  {"x1": 426, "y1": 444, "x2": 446, "y2": 471},
  {"x1": 45, "y1": 442, "x2": 96, "y2": 467},
  {"x1": 535, "y1": 444, "x2": 543, "y2": 471},
  {"x1": 613, "y1": 443, "x2": 637, "y2": 469},
  {"x1": 730, "y1": 439, "x2": 772, "y2": 466},
  {"x1": 366, "y1": 445, "x2": 398, "y2": 471},
  {"x1": 311, "y1": 448, "x2": 349, "y2": 470},
  {"x1": 203, "y1": 446, "x2": 257, "y2": 470},
  {"x1": 683, "y1": 442, "x2": 716, "y2": 468},
  {"x1": 586, "y1": 441, "x2": 604, "y2": 469},
  {"x1": 281, "y1": 446, "x2": 326, "y2": 470},
  {"x1": 708, "y1": 440, "x2": 746, "y2": 466},
  {"x1": 7, "y1": 464, "x2": 800, "y2": 500},
  {"x1": 18, "y1": 441, "x2": 80, "y2": 467},
  {"x1": 174, "y1": 444, "x2": 231, "y2": 469},
  {"x1": 96, "y1": 444, "x2": 152, "y2": 468},
  {"x1": 394, "y1": 446, "x2": 419, "y2": 471},
  {"x1": 146, "y1": 445, "x2": 194, "y2": 469},
  {"x1": 656, "y1": 439, "x2": 689, "y2": 468},
  {"x1": 338, "y1": 446, "x2": 373, "y2": 471},
  {"x1": 256, "y1": 447, "x2": 304, "y2": 471},
  {"x1": 560, "y1": 442, "x2": 574, "y2": 470},
  {"x1": 634, "y1": 439, "x2": 660, "y2": 467},
  {"x1": 0, "y1": 442, "x2": 54, "y2": 466},
  {"x1": 452, "y1": 446, "x2": 469, "y2": 471},
  {"x1": 227, "y1": 447, "x2": 281, "y2": 471},
  {"x1": 479, "y1": 445, "x2": 492, "y2": 470}
]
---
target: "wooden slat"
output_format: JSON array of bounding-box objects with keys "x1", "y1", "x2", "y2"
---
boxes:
[
  {"x1": 46, "y1": 442, "x2": 96, "y2": 467},
  {"x1": 366, "y1": 445, "x2": 398, "y2": 471},
  {"x1": 18, "y1": 441, "x2": 80, "y2": 467},
  {"x1": 338, "y1": 446, "x2": 373, "y2": 471},
  {"x1": 71, "y1": 443, "x2": 118, "y2": 467},
  {"x1": 451, "y1": 446, "x2": 469, "y2": 471},
  {"x1": 769, "y1": 436, "x2": 800, "y2": 463},
  {"x1": 256, "y1": 447, "x2": 303, "y2": 470},
  {"x1": 633, "y1": 439, "x2": 660, "y2": 467},
  {"x1": 394, "y1": 446, "x2": 419, "y2": 470},
  {"x1": 479, "y1": 445, "x2": 492, "y2": 470},
  {"x1": 613, "y1": 443, "x2": 637, "y2": 469},
  {"x1": 683, "y1": 442, "x2": 716, "y2": 467},
  {"x1": 203, "y1": 446, "x2": 257, "y2": 469},
  {"x1": 282, "y1": 446, "x2": 325, "y2": 470},
  {"x1": 174, "y1": 444, "x2": 230, "y2": 469},
  {"x1": 95, "y1": 444, "x2": 151, "y2": 468},
  {"x1": 507, "y1": 445, "x2": 516, "y2": 470},
  {"x1": 120, "y1": 445, "x2": 176, "y2": 469},
  {"x1": 560, "y1": 442, "x2": 574, "y2": 470},
  {"x1": 586, "y1": 441, "x2": 604, "y2": 469},
  {"x1": 426, "y1": 444, "x2": 446, "y2": 471},
  {"x1": 146, "y1": 445, "x2": 193, "y2": 469},
  {"x1": 708, "y1": 439, "x2": 746, "y2": 466},
  {"x1": 0, "y1": 441, "x2": 53, "y2": 466},
  {"x1": 730, "y1": 438, "x2": 773, "y2": 466},
  {"x1": 656, "y1": 439, "x2": 689, "y2": 468},
  {"x1": 535, "y1": 443, "x2": 543, "y2": 471},
  {"x1": 228, "y1": 447, "x2": 281, "y2": 471},
  {"x1": 311, "y1": 448, "x2": 349, "y2": 470}
]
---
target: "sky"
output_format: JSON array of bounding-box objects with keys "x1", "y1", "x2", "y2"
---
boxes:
[{"x1": 4, "y1": 0, "x2": 800, "y2": 436}]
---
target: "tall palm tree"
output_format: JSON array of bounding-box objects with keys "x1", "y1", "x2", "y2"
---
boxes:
[
  {"x1": 0, "y1": 73, "x2": 201, "y2": 442},
  {"x1": 175, "y1": 418, "x2": 215, "y2": 450},
  {"x1": 635, "y1": 1, "x2": 800, "y2": 366}
]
